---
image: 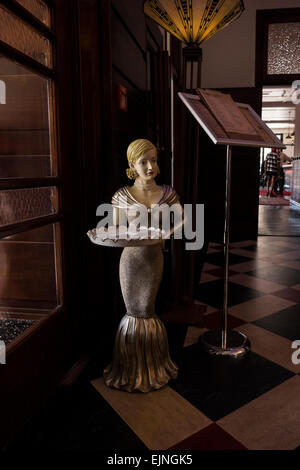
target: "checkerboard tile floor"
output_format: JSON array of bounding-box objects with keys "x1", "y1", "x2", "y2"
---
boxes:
[
  {"x1": 89, "y1": 236, "x2": 300, "y2": 451},
  {"x1": 169, "y1": 236, "x2": 300, "y2": 450},
  {"x1": 7, "y1": 236, "x2": 300, "y2": 451}
]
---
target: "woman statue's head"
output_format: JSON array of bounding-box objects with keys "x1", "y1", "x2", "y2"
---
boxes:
[{"x1": 126, "y1": 139, "x2": 160, "y2": 180}]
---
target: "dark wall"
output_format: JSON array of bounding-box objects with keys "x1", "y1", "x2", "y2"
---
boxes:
[
  {"x1": 197, "y1": 87, "x2": 262, "y2": 243},
  {"x1": 86, "y1": 1, "x2": 165, "y2": 357},
  {"x1": 109, "y1": 0, "x2": 152, "y2": 193}
]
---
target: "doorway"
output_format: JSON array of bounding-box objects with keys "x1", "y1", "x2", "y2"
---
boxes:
[
  {"x1": 256, "y1": 8, "x2": 300, "y2": 237},
  {"x1": 258, "y1": 86, "x2": 300, "y2": 235}
]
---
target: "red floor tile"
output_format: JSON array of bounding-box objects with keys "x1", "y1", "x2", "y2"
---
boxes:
[
  {"x1": 272, "y1": 288, "x2": 300, "y2": 303},
  {"x1": 161, "y1": 302, "x2": 205, "y2": 326},
  {"x1": 203, "y1": 311, "x2": 246, "y2": 330},
  {"x1": 169, "y1": 423, "x2": 247, "y2": 450},
  {"x1": 207, "y1": 268, "x2": 238, "y2": 278}
]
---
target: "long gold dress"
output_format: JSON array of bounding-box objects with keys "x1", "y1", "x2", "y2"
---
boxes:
[{"x1": 103, "y1": 185, "x2": 179, "y2": 392}]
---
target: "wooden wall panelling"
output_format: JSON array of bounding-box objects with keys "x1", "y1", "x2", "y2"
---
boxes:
[
  {"x1": 0, "y1": 308, "x2": 67, "y2": 448},
  {"x1": 74, "y1": 0, "x2": 114, "y2": 357},
  {"x1": 111, "y1": 0, "x2": 147, "y2": 53},
  {"x1": 111, "y1": 5, "x2": 146, "y2": 92},
  {"x1": 106, "y1": 1, "x2": 149, "y2": 343},
  {"x1": 146, "y1": 15, "x2": 163, "y2": 50},
  {"x1": 156, "y1": 50, "x2": 171, "y2": 183}
]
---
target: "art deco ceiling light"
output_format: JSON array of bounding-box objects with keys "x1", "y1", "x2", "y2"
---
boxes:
[{"x1": 144, "y1": 0, "x2": 245, "y2": 46}]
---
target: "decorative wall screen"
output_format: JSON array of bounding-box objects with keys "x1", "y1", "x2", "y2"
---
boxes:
[
  {"x1": 268, "y1": 22, "x2": 300, "y2": 75},
  {"x1": 15, "y1": 0, "x2": 51, "y2": 26}
]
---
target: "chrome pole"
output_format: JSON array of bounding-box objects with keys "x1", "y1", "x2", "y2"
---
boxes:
[
  {"x1": 200, "y1": 145, "x2": 250, "y2": 358},
  {"x1": 222, "y1": 145, "x2": 232, "y2": 349}
]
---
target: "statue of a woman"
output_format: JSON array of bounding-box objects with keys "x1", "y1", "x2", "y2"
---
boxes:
[{"x1": 103, "y1": 139, "x2": 181, "y2": 393}]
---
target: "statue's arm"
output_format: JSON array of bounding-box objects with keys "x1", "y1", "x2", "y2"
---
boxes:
[{"x1": 113, "y1": 206, "x2": 119, "y2": 226}]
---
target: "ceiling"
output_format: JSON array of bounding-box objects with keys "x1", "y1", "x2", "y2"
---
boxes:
[{"x1": 262, "y1": 86, "x2": 296, "y2": 130}]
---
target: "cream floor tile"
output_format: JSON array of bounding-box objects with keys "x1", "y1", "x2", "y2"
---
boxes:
[
  {"x1": 272, "y1": 239, "x2": 299, "y2": 249},
  {"x1": 228, "y1": 295, "x2": 296, "y2": 322},
  {"x1": 278, "y1": 260, "x2": 300, "y2": 270},
  {"x1": 184, "y1": 326, "x2": 209, "y2": 347},
  {"x1": 272, "y1": 240, "x2": 300, "y2": 249},
  {"x1": 232, "y1": 260, "x2": 271, "y2": 273},
  {"x1": 259, "y1": 256, "x2": 283, "y2": 264},
  {"x1": 274, "y1": 250, "x2": 300, "y2": 261},
  {"x1": 229, "y1": 273, "x2": 285, "y2": 294},
  {"x1": 234, "y1": 323, "x2": 300, "y2": 374},
  {"x1": 91, "y1": 378, "x2": 212, "y2": 450},
  {"x1": 217, "y1": 376, "x2": 300, "y2": 450},
  {"x1": 199, "y1": 272, "x2": 219, "y2": 284}
]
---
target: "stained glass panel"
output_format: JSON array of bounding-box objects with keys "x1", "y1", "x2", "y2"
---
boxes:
[
  {"x1": 15, "y1": 0, "x2": 51, "y2": 27},
  {"x1": 0, "y1": 187, "x2": 57, "y2": 227},
  {"x1": 268, "y1": 23, "x2": 300, "y2": 75},
  {"x1": 0, "y1": 55, "x2": 55, "y2": 178},
  {"x1": 0, "y1": 223, "x2": 59, "y2": 319},
  {"x1": 0, "y1": 5, "x2": 52, "y2": 68}
]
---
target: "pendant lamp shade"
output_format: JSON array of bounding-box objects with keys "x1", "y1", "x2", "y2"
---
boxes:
[{"x1": 144, "y1": 0, "x2": 245, "y2": 46}]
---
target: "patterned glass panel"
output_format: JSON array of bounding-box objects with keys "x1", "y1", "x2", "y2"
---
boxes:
[
  {"x1": 0, "y1": 5, "x2": 52, "y2": 68},
  {"x1": 0, "y1": 55, "x2": 55, "y2": 178},
  {"x1": 15, "y1": 0, "x2": 51, "y2": 27},
  {"x1": 268, "y1": 23, "x2": 300, "y2": 75},
  {"x1": 0, "y1": 223, "x2": 59, "y2": 318},
  {"x1": 0, "y1": 187, "x2": 57, "y2": 227}
]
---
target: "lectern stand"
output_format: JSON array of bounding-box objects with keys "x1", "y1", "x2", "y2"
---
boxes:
[
  {"x1": 178, "y1": 89, "x2": 285, "y2": 358},
  {"x1": 201, "y1": 144, "x2": 250, "y2": 358}
]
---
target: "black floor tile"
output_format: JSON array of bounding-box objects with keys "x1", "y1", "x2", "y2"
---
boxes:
[
  {"x1": 165, "y1": 322, "x2": 189, "y2": 363},
  {"x1": 196, "y1": 280, "x2": 264, "y2": 309},
  {"x1": 205, "y1": 252, "x2": 252, "y2": 267},
  {"x1": 6, "y1": 382, "x2": 147, "y2": 451},
  {"x1": 253, "y1": 304, "x2": 300, "y2": 341},
  {"x1": 169, "y1": 343, "x2": 294, "y2": 422},
  {"x1": 246, "y1": 265, "x2": 300, "y2": 287}
]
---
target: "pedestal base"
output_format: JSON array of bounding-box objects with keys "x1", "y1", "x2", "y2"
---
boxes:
[{"x1": 200, "y1": 329, "x2": 250, "y2": 358}]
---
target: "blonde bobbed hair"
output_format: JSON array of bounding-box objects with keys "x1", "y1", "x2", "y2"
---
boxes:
[{"x1": 126, "y1": 139, "x2": 158, "y2": 180}]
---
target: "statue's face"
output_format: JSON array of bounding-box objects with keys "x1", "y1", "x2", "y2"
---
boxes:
[{"x1": 131, "y1": 149, "x2": 159, "y2": 180}]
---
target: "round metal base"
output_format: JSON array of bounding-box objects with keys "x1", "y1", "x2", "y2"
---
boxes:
[{"x1": 200, "y1": 329, "x2": 250, "y2": 358}]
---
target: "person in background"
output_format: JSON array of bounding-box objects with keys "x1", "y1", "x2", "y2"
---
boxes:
[
  {"x1": 277, "y1": 160, "x2": 285, "y2": 196},
  {"x1": 277, "y1": 150, "x2": 291, "y2": 196},
  {"x1": 264, "y1": 148, "x2": 281, "y2": 197},
  {"x1": 279, "y1": 150, "x2": 292, "y2": 165}
]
